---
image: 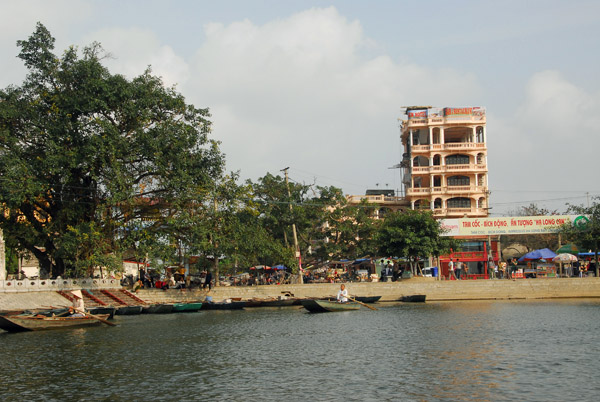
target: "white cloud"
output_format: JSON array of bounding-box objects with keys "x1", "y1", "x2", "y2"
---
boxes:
[
  {"x1": 0, "y1": 0, "x2": 93, "y2": 88},
  {"x1": 81, "y1": 27, "x2": 190, "y2": 88},
  {"x1": 488, "y1": 70, "x2": 600, "y2": 214},
  {"x1": 186, "y1": 7, "x2": 481, "y2": 190}
]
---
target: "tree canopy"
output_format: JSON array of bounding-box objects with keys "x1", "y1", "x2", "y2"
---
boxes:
[
  {"x1": 376, "y1": 209, "x2": 458, "y2": 274},
  {"x1": 0, "y1": 23, "x2": 224, "y2": 277}
]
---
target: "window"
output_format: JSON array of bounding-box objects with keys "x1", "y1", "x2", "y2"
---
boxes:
[
  {"x1": 447, "y1": 176, "x2": 470, "y2": 186},
  {"x1": 446, "y1": 154, "x2": 470, "y2": 165},
  {"x1": 447, "y1": 197, "x2": 471, "y2": 208}
]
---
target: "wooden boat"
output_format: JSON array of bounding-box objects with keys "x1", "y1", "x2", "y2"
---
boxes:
[
  {"x1": 87, "y1": 306, "x2": 116, "y2": 319},
  {"x1": 400, "y1": 295, "x2": 426, "y2": 303},
  {"x1": 301, "y1": 299, "x2": 360, "y2": 313},
  {"x1": 201, "y1": 301, "x2": 246, "y2": 310},
  {"x1": 245, "y1": 297, "x2": 297, "y2": 307},
  {"x1": 0, "y1": 314, "x2": 111, "y2": 332},
  {"x1": 172, "y1": 302, "x2": 203, "y2": 312},
  {"x1": 115, "y1": 305, "x2": 143, "y2": 315},
  {"x1": 142, "y1": 304, "x2": 174, "y2": 314},
  {"x1": 353, "y1": 296, "x2": 382, "y2": 304}
]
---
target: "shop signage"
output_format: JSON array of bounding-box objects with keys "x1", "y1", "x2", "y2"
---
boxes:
[{"x1": 440, "y1": 215, "x2": 580, "y2": 236}]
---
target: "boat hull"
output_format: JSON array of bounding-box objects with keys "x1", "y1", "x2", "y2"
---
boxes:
[
  {"x1": 87, "y1": 306, "x2": 116, "y2": 319},
  {"x1": 142, "y1": 304, "x2": 174, "y2": 314},
  {"x1": 301, "y1": 299, "x2": 360, "y2": 313},
  {"x1": 172, "y1": 302, "x2": 203, "y2": 312},
  {"x1": 400, "y1": 295, "x2": 426, "y2": 303},
  {"x1": 0, "y1": 314, "x2": 110, "y2": 332},
  {"x1": 201, "y1": 301, "x2": 245, "y2": 310},
  {"x1": 353, "y1": 296, "x2": 382, "y2": 304},
  {"x1": 115, "y1": 306, "x2": 143, "y2": 315}
]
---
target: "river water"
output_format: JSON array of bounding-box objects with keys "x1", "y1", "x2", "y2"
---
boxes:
[{"x1": 2, "y1": 300, "x2": 600, "y2": 401}]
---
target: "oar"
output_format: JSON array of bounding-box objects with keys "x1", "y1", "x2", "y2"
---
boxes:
[
  {"x1": 347, "y1": 296, "x2": 378, "y2": 311},
  {"x1": 81, "y1": 310, "x2": 117, "y2": 327}
]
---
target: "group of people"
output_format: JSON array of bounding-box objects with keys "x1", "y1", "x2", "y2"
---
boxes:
[
  {"x1": 132, "y1": 268, "x2": 213, "y2": 291},
  {"x1": 448, "y1": 258, "x2": 468, "y2": 280}
]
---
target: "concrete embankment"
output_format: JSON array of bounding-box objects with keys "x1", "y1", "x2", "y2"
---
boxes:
[
  {"x1": 3, "y1": 278, "x2": 600, "y2": 311},
  {"x1": 135, "y1": 277, "x2": 600, "y2": 303}
]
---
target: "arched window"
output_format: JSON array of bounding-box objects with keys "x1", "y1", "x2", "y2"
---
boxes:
[
  {"x1": 413, "y1": 199, "x2": 428, "y2": 210},
  {"x1": 447, "y1": 197, "x2": 471, "y2": 208},
  {"x1": 433, "y1": 154, "x2": 441, "y2": 166},
  {"x1": 434, "y1": 198, "x2": 443, "y2": 209},
  {"x1": 413, "y1": 156, "x2": 429, "y2": 166},
  {"x1": 446, "y1": 154, "x2": 470, "y2": 165},
  {"x1": 447, "y1": 176, "x2": 470, "y2": 186}
]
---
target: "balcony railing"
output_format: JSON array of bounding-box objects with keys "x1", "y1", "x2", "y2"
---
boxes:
[
  {"x1": 411, "y1": 164, "x2": 487, "y2": 174},
  {"x1": 346, "y1": 195, "x2": 407, "y2": 204},
  {"x1": 405, "y1": 115, "x2": 486, "y2": 127},
  {"x1": 411, "y1": 143, "x2": 486, "y2": 152},
  {"x1": 406, "y1": 186, "x2": 487, "y2": 196},
  {"x1": 433, "y1": 208, "x2": 489, "y2": 217}
]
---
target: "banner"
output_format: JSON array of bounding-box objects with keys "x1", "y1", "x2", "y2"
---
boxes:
[{"x1": 440, "y1": 215, "x2": 581, "y2": 236}]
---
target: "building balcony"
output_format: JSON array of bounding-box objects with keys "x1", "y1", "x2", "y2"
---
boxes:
[
  {"x1": 433, "y1": 208, "x2": 488, "y2": 218},
  {"x1": 404, "y1": 114, "x2": 486, "y2": 127},
  {"x1": 411, "y1": 143, "x2": 486, "y2": 153},
  {"x1": 411, "y1": 164, "x2": 487, "y2": 174},
  {"x1": 346, "y1": 194, "x2": 409, "y2": 206},
  {"x1": 406, "y1": 186, "x2": 488, "y2": 197}
]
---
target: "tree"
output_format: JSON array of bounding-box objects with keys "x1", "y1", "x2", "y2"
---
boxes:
[
  {"x1": 0, "y1": 24, "x2": 224, "y2": 277},
  {"x1": 560, "y1": 198, "x2": 600, "y2": 276},
  {"x1": 376, "y1": 210, "x2": 458, "y2": 275},
  {"x1": 310, "y1": 188, "x2": 379, "y2": 261}
]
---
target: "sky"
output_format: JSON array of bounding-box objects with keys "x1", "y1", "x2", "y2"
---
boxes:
[{"x1": 2, "y1": 0, "x2": 600, "y2": 216}]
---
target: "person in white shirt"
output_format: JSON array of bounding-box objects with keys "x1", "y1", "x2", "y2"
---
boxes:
[{"x1": 337, "y1": 284, "x2": 348, "y2": 303}]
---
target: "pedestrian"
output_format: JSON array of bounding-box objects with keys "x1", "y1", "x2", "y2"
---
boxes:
[
  {"x1": 448, "y1": 258, "x2": 456, "y2": 280},
  {"x1": 204, "y1": 270, "x2": 213, "y2": 291},
  {"x1": 488, "y1": 259, "x2": 496, "y2": 279},
  {"x1": 455, "y1": 259, "x2": 463, "y2": 280}
]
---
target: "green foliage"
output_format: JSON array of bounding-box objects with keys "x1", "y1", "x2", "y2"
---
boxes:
[
  {"x1": 376, "y1": 209, "x2": 457, "y2": 264},
  {"x1": 561, "y1": 198, "x2": 600, "y2": 273},
  {"x1": 0, "y1": 23, "x2": 224, "y2": 277}
]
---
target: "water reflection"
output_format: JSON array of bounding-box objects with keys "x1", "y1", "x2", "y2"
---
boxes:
[{"x1": 2, "y1": 300, "x2": 600, "y2": 401}]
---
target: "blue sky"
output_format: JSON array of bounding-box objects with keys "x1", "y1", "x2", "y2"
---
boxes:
[{"x1": 2, "y1": 0, "x2": 599, "y2": 215}]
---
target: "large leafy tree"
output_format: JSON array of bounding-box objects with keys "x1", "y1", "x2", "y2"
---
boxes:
[
  {"x1": 560, "y1": 198, "x2": 600, "y2": 276},
  {"x1": 0, "y1": 24, "x2": 224, "y2": 277},
  {"x1": 376, "y1": 209, "x2": 458, "y2": 275},
  {"x1": 309, "y1": 187, "x2": 379, "y2": 261}
]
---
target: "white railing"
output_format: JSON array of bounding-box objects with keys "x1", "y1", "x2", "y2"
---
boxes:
[
  {"x1": 0, "y1": 278, "x2": 122, "y2": 293},
  {"x1": 411, "y1": 143, "x2": 486, "y2": 152}
]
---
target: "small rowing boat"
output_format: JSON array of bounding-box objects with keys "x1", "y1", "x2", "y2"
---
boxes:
[
  {"x1": 142, "y1": 304, "x2": 174, "y2": 314},
  {"x1": 301, "y1": 299, "x2": 360, "y2": 313},
  {"x1": 115, "y1": 305, "x2": 143, "y2": 315},
  {"x1": 87, "y1": 306, "x2": 116, "y2": 319},
  {"x1": 0, "y1": 314, "x2": 111, "y2": 332},
  {"x1": 400, "y1": 295, "x2": 426, "y2": 303},
  {"x1": 353, "y1": 296, "x2": 382, "y2": 304},
  {"x1": 172, "y1": 302, "x2": 203, "y2": 312},
  {"x1": 201, "y1": 301, "x2": 246, "y2": 310}
]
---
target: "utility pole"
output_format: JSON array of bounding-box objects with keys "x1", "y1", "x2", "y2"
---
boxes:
[{"x1": 282, "y1": 167, "x2": 303, "y2": 284}]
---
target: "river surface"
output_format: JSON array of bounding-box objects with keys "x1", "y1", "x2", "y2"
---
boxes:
[{"x1": 2, "y1": 300, "x2": 600, "y2": 401}]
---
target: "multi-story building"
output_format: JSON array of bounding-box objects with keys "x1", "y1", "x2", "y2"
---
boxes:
[
  {"x1": 399, "y1": 106, "x2": 489, "y2": 218},
  {"x1": 346, "y1": 189, "x2": 409, "y2": 219}
]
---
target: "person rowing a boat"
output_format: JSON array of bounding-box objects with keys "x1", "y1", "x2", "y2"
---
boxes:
[
  {"x1": 337, "y1": 284, "x2": 348, "y2": 303},
  {"x1": 69, "y1": 290, "x2": 86, "y2": 317}
]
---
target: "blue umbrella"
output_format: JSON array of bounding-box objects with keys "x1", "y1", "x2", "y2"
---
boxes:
[
  {"x1": 272, "y1": 264, "x2": 288, "y2": 270},
  {"x1": 518, "y1": 248, "x2": 557, "y2": 262}
]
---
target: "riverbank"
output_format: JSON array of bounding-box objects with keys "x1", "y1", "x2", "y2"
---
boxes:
[{"x1": 2, "y1": 277, "x2": 600, "y2": 311}]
